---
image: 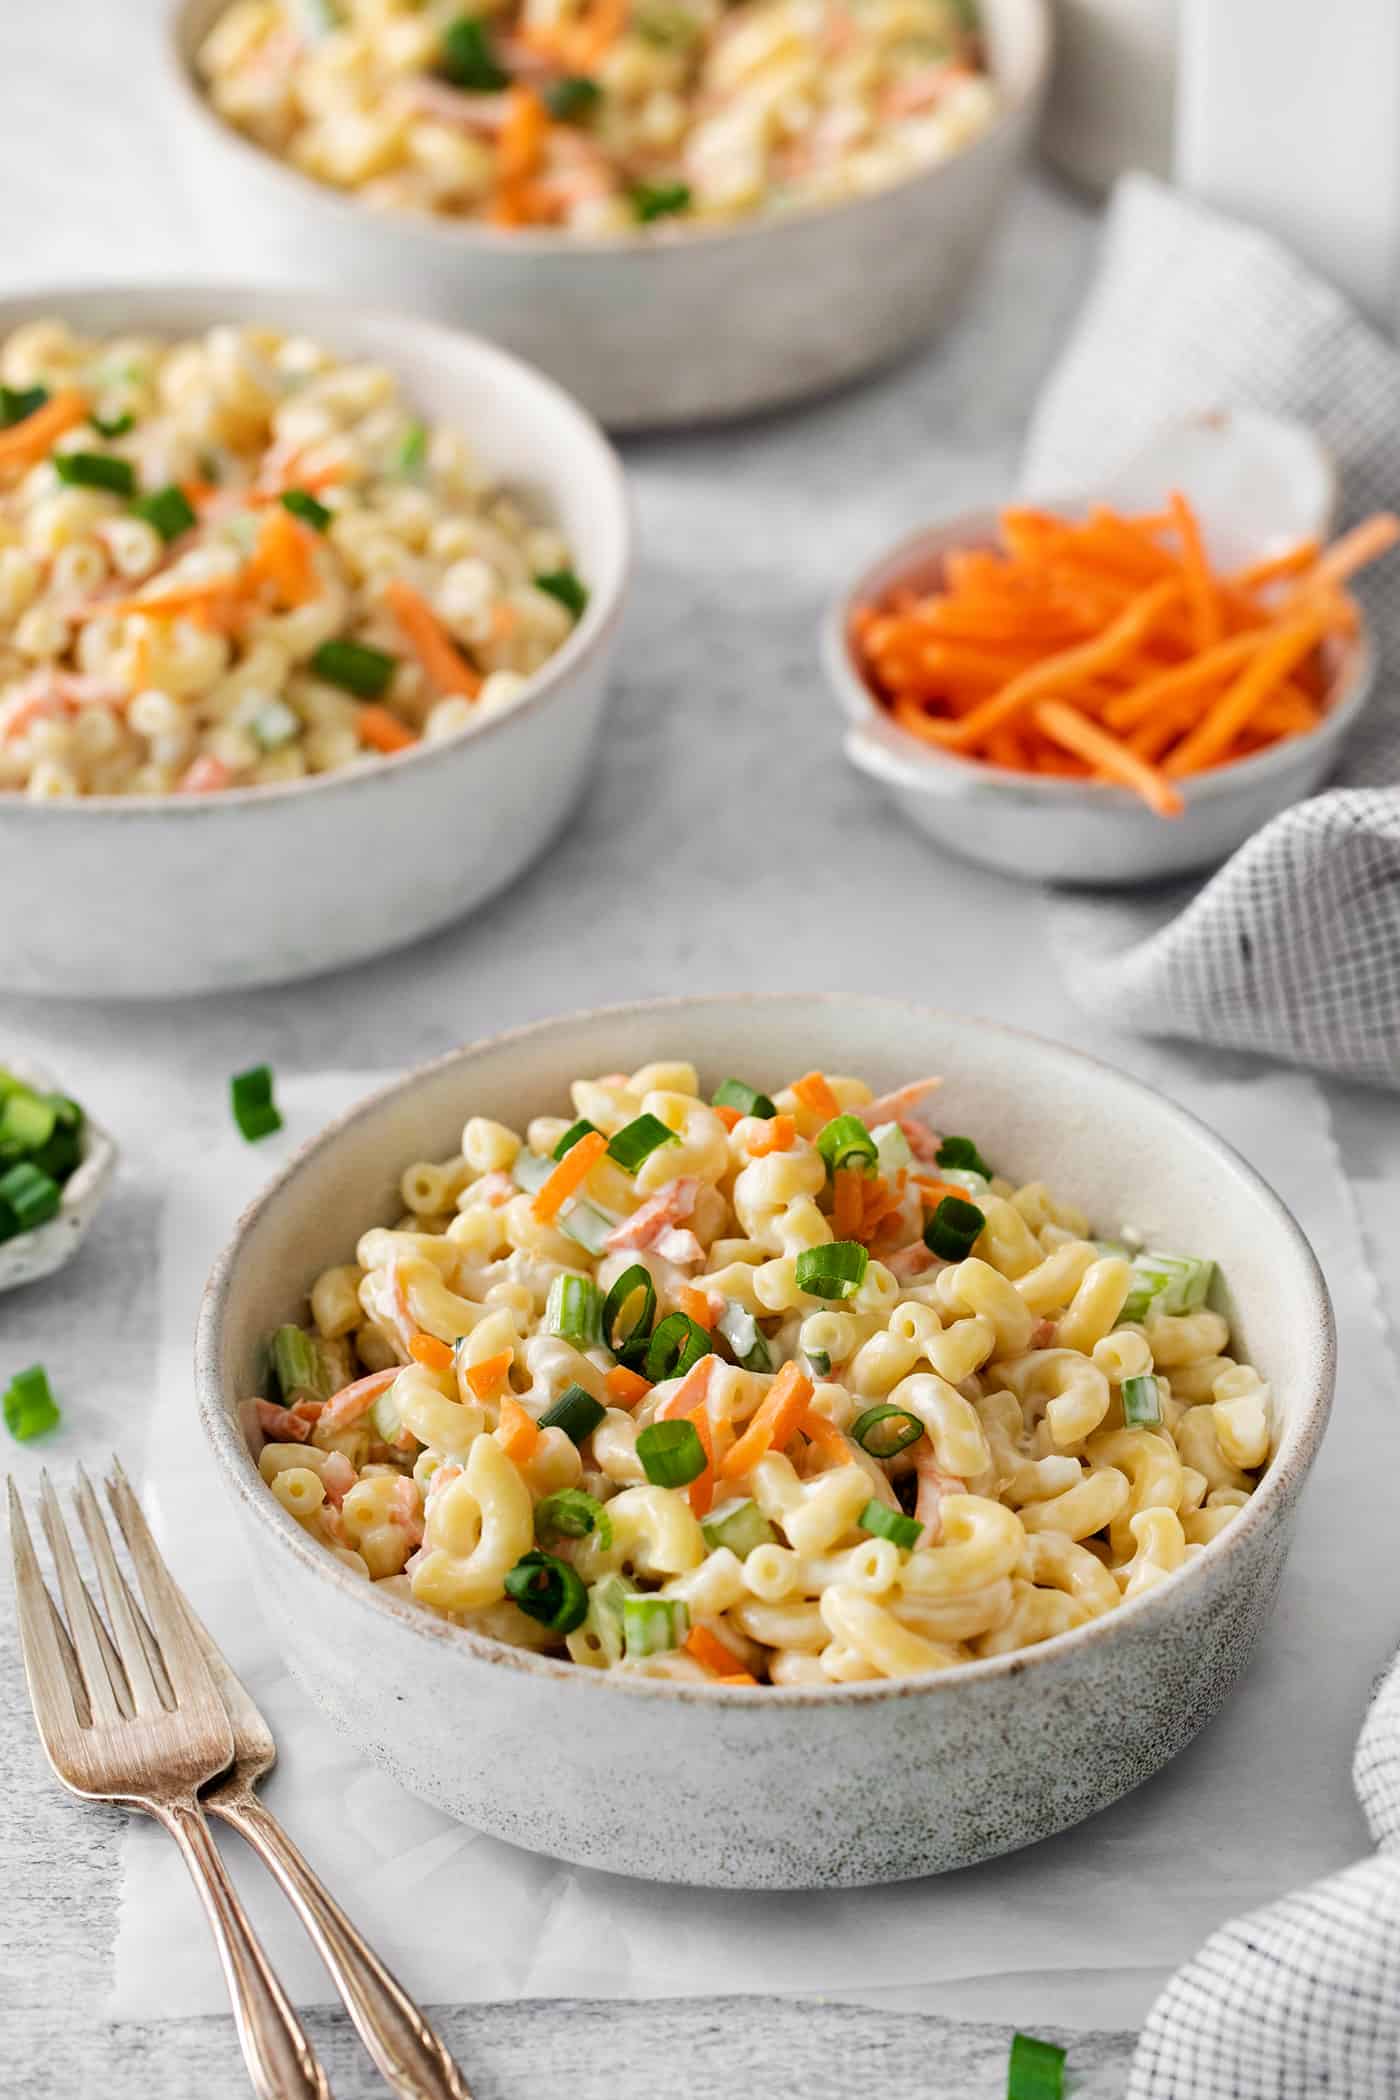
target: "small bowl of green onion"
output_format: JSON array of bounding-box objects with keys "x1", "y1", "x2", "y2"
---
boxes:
[{"x1": 0, "y1": 1060, "x2": 116, "y2": 1293}]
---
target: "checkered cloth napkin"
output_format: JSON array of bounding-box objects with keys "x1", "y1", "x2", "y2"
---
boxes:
[{"x1": 1022, "y1": 175, "x2": 1400, "y2": 1092}]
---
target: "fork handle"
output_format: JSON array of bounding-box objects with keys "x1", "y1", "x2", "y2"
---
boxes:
[
  {"x1": 211, "y1": 1789, "x2": 471, "y2": 2100},
  {"x1": 154, "y1": 1800, "x2": 332, "y2": 2100}
]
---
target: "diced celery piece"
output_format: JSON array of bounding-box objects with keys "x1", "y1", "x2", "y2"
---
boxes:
[
  {"x1": 271, "y1": 1324, "x2": 330, "y2": 1403},
  {"x1": 716, "y1": 1299, "x2": 771, "y2": 1372},
  {"x1": 622, "y1": 1593, "x2": 689, "y2": 1658},
  {"x1": 585, "y1": 1572, "x2": 636, "y2": 1665},
  {"x1": 701, "y1": 1497, "x2": 776, "y2": 1559},
  {"x1": 371, "y1": 1375, "x2": 406, "y2": 1446},
  {"x1": 511, "y1": 1150, "x2": 553, "y2": 1194},
  {"x1": 871, "y1": 1120, "x2": 912, "y2": 1177},
  {"x1": 560, "y1": 1198, "x2": 616, "y2": 1255},
  {"x1": 1120, "y1": 1251, "x2": 1216, "y2": 1325},
  {"x1": 251, "y1": 699, "x2": 300, "y2": 751}
]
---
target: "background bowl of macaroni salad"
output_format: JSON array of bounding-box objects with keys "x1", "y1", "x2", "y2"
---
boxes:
[
  {"x1": 0, "y1": 284, "x2": 630, "y2": 999},
  {"x1": 197, "y1": 995, "x2": 1334, "y2": 1888},
  {"x1": 163, "y1": 0, "x2": 1051, "y2": 429}
]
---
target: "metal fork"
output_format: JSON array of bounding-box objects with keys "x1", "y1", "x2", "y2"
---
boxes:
[
  {"x1": 104, "y1": 1461, "x2": 471, "y2": 2100},
  {"x1": 8, "y1": 1468, "x2": 330, "y2": 2100}
]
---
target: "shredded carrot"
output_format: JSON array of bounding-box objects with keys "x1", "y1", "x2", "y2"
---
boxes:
[
  {"x1": 801, "y1": 1408, "x2": 850, "y2": 1463},
  {"x1": 832, "y1": 1167, "x2": 865, "y2": 1239},
  {"x1": 383, "y1": 577, "x2": 482, "y2": 700},
  {"x1": 357, "y1": 703, "x2": 418, "y2": 754},
  {"x1": 749, "y1": 1113, "x2": 796, "y2": 1158},
  {"x1": 1033, "y1": 700, "x2": 1185, "y2": 819},
  {"x1": 1165, "y1": 610, "x2": 1332, "y2": 776},
  {"x1": 246, "y1": 504, "x2": 318, "y2": 607},
  {"x1": 1299, "y1": 513, "x2": 1400, "y2": 594},
  {"x1": 497, "y1": 1395, "x2": 540, "y2": 1462},
  {"x1": 532, "y1": 1127, "x2": 607, "y2": 1223},
  {"x1": 409, "y1": 1333, "x2": 453, "y2": 1373},
  {"x1": 1232, "y1": 539, "x2": 1321, "y2": 591},
  {"x1": 676, "y1": 1285, "x2": 715, "y2": 1330},
  {"x1": 714, "y1": 1102, "x2": 742, "y2": 1131},
  {"x1": 684, "y1": 1624, "x2": 746, "y2": 1678},
  {"x1": 792, "y1": 1071, "x2": 841, "y2": 1121},
  {"x1": 657, "y1": 1354, "x2": 717, "y2": 1420},
  {"x1": 102, "y1": 577, "x2": 248, "y2": 627},
  {"x1": 606, "y1": 1364, "x2": 652, "y2": 1407},
  {"x1": 1169, "y1": 490, "x2": 1222, "y2": 652},
  {"x1": 912, "y1": 1176, "x2": 976, "y2": 1208},
  {"x1": 687, "y1": 1401, "x2": 718, "y2": 1517},
  {"x1": 466, "y1": 1348, "x2": 514, "y2": 1400},
  {"x1": 0, "y1": 388, "x2": 87, "y2": 471},
  {"x1": 720, "y1": 1364, "x2": 814, "y2": 1480},
  {"x1": 498, "y1": 85, "x2": 548, "y2": 185}
]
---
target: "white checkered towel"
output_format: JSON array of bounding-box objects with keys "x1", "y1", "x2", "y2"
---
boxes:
[{"x1": 1023, "y1": 175, "x2": 1400, "y2": 1091}]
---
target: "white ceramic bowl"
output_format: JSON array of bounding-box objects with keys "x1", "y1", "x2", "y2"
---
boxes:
[
  {"x1": 0, "y1": 1058, "x2": 117, "y2": 1293},
  {"x1": 163, "y1": 0, "x2": 1051, "y2": 431},
  {"x1": 197, "y1": 995, "x2": 1334, "y2": 1890},
  {"x1": 0, "y1": 285, "x2": 631, "y2": 1000},
  {"x1": 825, "y1": 508, "x2": 1375, "y2": 887}
]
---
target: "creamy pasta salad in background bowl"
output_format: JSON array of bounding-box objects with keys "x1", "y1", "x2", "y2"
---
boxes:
[
  {"x1": 163, "y1": 0, "x2": 1050, "y2": 428},
  {"x1": 197, "y1": 995, "x2": 1334, "y2": 1888},
  {"x1": 0, "y1": 284, "x2": 630, "y2": 999}
]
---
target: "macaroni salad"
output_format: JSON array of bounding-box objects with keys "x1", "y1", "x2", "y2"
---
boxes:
[
  {"x1": 247, "y1": 1061, "x2": 1269, "y2": 1685},
  {"x1": 0, "y1": 319, "x2": 584, "y2": 798},
  {"x1": 198, "y1": 0, "x2": 998, "y2": 234}
]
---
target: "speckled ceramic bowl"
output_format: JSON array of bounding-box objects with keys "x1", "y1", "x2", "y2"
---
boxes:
[
  {"x1": 197, "y1": 996, "x2": 1334, "y2": 1889},
  {"x1": 0, "y1": 1057, "x2": 117, "y2": 1293}
]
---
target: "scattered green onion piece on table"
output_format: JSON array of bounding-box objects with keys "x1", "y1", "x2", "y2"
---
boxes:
[
  {"x1": 250, "y1": 699, "x2": 301, "y2": 751},
  {"x1": 606, "y1": 1113, "x2": 678, "y2": 1173},
  {"x1": 440, "y1": 15, "x2": 509, "y2": 89},
  {"x1": 0, "y1": 384, "x2": 47, "y2": 427},
  {"x1": 631, "y1": 181, "x2": 691, "y2": 223},
  {"x1": 1006, "y1": 2031, "x2": 1066, "y2": 2100},
  {"x1": 546, "y1": 1273, "x2": 604, "y2": 1350},
  {"x1": 602, "y1": 1263, "x2": 656, "y2": 1356},
  {"x1": 3, "y1": 1363, "x2": 61, "y2": 1442},
  {"x1": 310, "y1": 637, "x2": 396, "y2": 699},
  {"x1": 534, "y1": 568, "x2": 588, "y2": 619},
  {"x1": 636, "y1": 1417, "x2": 707, "y2": 1488},
  {"x1": 858, "y1": 1498, "x2": 922, "y2": 1550},
  {"x1": 850, "y1": 1403, "x2": 925, "y2": 1458},
  {"x1": 553, "y1": 1118, "x2": 600, "y2": 1160},
  {"x1": 132, "y1": 484, "x2": 195, "y2": 541},
  {"x1": 545, "y1": 74, "x2": 600, "y2": 120},
  {"x1": 503, "y1": 1550, "x2": 588, "y2": 1634},
  {"x1": 815, "y1": 1114, "x2": 878, "y2": 1176},
  {"x1": 805, "y1": 1348, "x2": 831, "y2": 1377},
  {"x1": 923, "y1": 1195, "x2": 985, "y2": 1261},
  {"x1": 622, "y1": 1592, "x2": 689, "y2": 1658},
  {"x1": 230, "y1": 1064, "x2": 282, "y2": 1143},
  {"x1": 1121, "y1": 1374, "x2": 1163, "y2": 1428},
  {"x1": 280, "y1": 488, "x2": 332, "y2": 532},
  {"x1": 643, "y1": 1310, "x2": 710, "y2": 1383},
  {"x1": 54, "y1": 452, "x2": 135, "y2": 497},
  {"x1": 716, "y1": 1299, "x2": 771, "y2": 1373},
  {"x1": 90, "y1": 410, "x2": 134, "y2": 438},
  {"x1": 700, "y1": 1497, "x2": 775, "y2": 1558},
  {"x1": 937, "y1": 1134, "x2": 993, "y2": 1179},
  {"x1": 871, "y1": 1120, "x2": 912, "y2": 1177},
  {"x1": 537, "y1": 1383, "x2": 606, "y2": 1445},
  {"x1": 0, "y1": 1162, "x2": 62, "y2": 1235},
  {"x1": 271, "y1": 1324, "x2": 329, "y2": 1404},
  {"x1": 535, "y1": 1488, "x2": 611, "y2": 1548},
  {"x1": 712, "y1": 1077, "x2": 777, "y2": 1120},
  {"x1": 795, "y1": 1241, "x2": 868, "y2": 1300}
]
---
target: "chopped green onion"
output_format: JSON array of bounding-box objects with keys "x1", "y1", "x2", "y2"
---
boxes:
[
  {"x1": 602, "y1": 1263, "x2": 656, "y2": 1357},
  {"x1": 537, "y1": 1383, "x2": 606, "y2": 1445},
  {"x1": 0, "y1": 384, "x2": 47, "y2": 427},
  {"x1": 584, "y1": 1572, "x2": 634, "y2": 1663},
  {"x1": 636, "y1": 1417, "x2": 707, "y2": 1488},
  {"x1": 712, "y1": 1078, "x2": 777, "y2": 1120},
  {"x1": 1, "y1": 1088, "x2": 56, "y2": 1153},
  {"x1": 546, "y1": 1273, "x2": 604, "y2": 1350},
  {"x1": 715, "y1": 1299, "x2": 771, "y2": 1373},
  {"x1": 0, "y1": 1162, "x2": 62, "y2": 1236},
  {"x1": 631, "y1": 180, "x2": 691, "y2": 223},
  {"x1": 534, "y1": 568, "x2": 588, "y2": 619},
  {"x1": 1120, "y1": 1251, "x2": 1216, "y2": 1324},
  {"x1": 1121, "y1": 1374, "x2": 1163, "y2": 1428},
  {"x1": 643, "y1": 1310, "x2": 710, "y2": 1383},
  {"x1": 310, "y1": 637, "x2": 396, "y2": 699},
  {"x1": 871, "y1": 1120, "x2": 912, "y2": 1177},
  {"x1": 622, "y1": 1592, "x2": 689, "y2": 1658},
  {"x1": 701, "y1": 1496, "x2": 776, "y2": 1558},
  {"x1": 504, "y1": 1550, "x2": 588, "y2": 1634},
  {"x1": 859, "y1": 1498, "x2": 922, "y2": 1550},
  {"x1": 132, "y1": 484, "x2": 195, "y2": 541},
  {"x1": 250, "y1": 698, "x2": 301, "y2": 751},
  {"x1": 559, "y1": 1199, "x2": 616, "y2": 1257},
  {"x1": 794, "y1": 1241, "x2": 868, "y2": 1300},
  {"x1": 545, "y1": 74, "x2": 600, "y2": 120},
  {"x1": 510, "y1": 1149, "x2": 553, "y2": 1195},
  {"x1": 440, "y1": 14, "x2": 509, "y2": 89},
  {"x1": 553, "y1": 1118, "x2": 600, "y2": 1160},
  {"x1": 230, "y1": 1064, "x2": 282, "y2": 1143},
  {"x1": 270, "y1": 1325, "x2": 329, "y2": 1403},
  {"x1": 850, "y1": 1403, "x2": 925, "y2": 1458},
  {"x1": 937, "y1": 1166, "x2": 990, "y2": 1198},
  {"x1": 397, "y1": 422, "x2": 428, "y2": 473},
  {"x1": 3, "y1": 1363, "x2": 60, "y2": 1442},
  {"x1": 816, "y1": 1114, "x2": 878, "y2": 1176},
  {"x1": 805, "y1": 1348, "x2": 831, "y2": 1377},
  {"x1": 280, "y1": 488, "x2": 332, "y2": 532},
  {"x1": 90, "y1": 410, "x2": 134, "y2": 438},
  {"x1": 54, "y1": 452, "x2": 136, "y2": 497},
  {"x1": 923, "y1": 1195, "x2": 985, "y2": 1261},
  {"x1": 606, "y1": 1113, "x2": 678, "y2": 1173},
  {"x1": 1006, "y1": 2032, "x2": 1066, "y2": 2100},
  {"x1": 536, "y1": 1487, "x2": 612, "y2": 1548},
  {"x1": 937, "y1": 1135, "x2": 994, "y2": 1179}
]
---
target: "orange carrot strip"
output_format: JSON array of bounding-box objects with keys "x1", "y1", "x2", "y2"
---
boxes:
[
  {"x1": 497, "y1": 1395, "x2": 539, "y2": 1462},
  {"x1": 102, "y1": 578, "x2": 247, "y2": 625},
  {"x1": 657, "y1": 1354, "x2": 717, "y2": 1421},
  {"x1": 1033, "y1": 700, "x2": 1184, "y2": 818},
  {"x1": 409, "y1": 1333, "x2": 454, "y2": 1373},
  {"x1": 676, "y1": 1285, "x2": 715, "y2": 1330},
  {"x1": 720, "y1": 1364, "x2": 814, "y2": 1480},
  {"x1": 792, "y1": 1071, "x2": 841, "y2": 1121},
  {"x1": 466, "y1": 1348, "x2": 514, "y2": 1400},
  {"x1": 532, "y1": 1127, "x2": 607, "y2": 1223},
  {"x1": 1169, "y1": 490, "x2": 1222, "y2": 652},
  {"x1": 749, "y1": 1113, "x2": 796, "y2": 1158},
  {"x1": 714, "y1": 1102, "x2": 742, "y2": 1131},
  {"x1": 1101, "y1": 631, "x2": 1267, "y2": 730},
  {"x1": 1295, "y1": 513, "x2": 1400, "y2": 596},
  {"x1": 911, "y1": 1176, "x2": 977, "y2": 1206},
  {"x1": 0, "y1": 388, "x2": 87, "y2": 470},
  {"x1": 246, "y1": 504, "x2": 318, "y2": 607},
  {"x1": 498, "y1": 85, "x2": 548, "y2": 183},
  {"x1": 687, "y1": 1401, "x2": 718, "y2": 1517},
  {"x1": 832, "y1": 1167, "x2": 865, "y2": 1239},
  {"x1": 684, "y1": 1625, "x2": 745, "y2": 1678},
  {"x1": 1164, "y1": 611, "x2": 1332, "y2": 775},
  {"x1": 606, "y1": 1364, "x2": 652, "y2": 1407},
  {"x1": 357, "y1": 704, "x2": 418, "y2": 754},
  {"x1": 801, "y1": 1408, "x2": 850, "y2": 1463},
  {"x1": 1232, "y1": 539, "x2": 1321, "y2": 591},
  {"x1": 383, "y1": 577, "x2": 482, "y2": 700}
]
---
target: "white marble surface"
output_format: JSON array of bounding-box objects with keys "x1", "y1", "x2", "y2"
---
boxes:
[{"x1": 5, "y1": 4, "x2": 1400, "y2": 2094}]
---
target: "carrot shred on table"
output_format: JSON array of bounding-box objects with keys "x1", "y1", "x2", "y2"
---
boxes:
[
  {"x1": 410, "y1": 1333, "x2": 454, "y2": 1373},
  {"x1": 720, "y1": 1364, "x2": 814, "y2": 1479},
  {"x1": 466, "y1": 1348, "x2": 514, "y2": 1399},
  {"x1": 532, "y1": 1127, "x2": 607, "y2": 1223}
]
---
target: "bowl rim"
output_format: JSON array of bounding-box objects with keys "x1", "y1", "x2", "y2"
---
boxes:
[
  {"x1": 162, "y1": 0, "x2": 1052, "y2": 262},
  {"x1": 0, "y1": 279, "x2": 632, "y2": 821},
  {"x1": 196, "y1": 991, "x2": 1336, "y2": 1707},
  {"x1": 822, "y1": 506, "x2": 1376, "y2": 809}
]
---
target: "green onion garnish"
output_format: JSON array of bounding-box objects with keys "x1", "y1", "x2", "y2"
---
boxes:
[
  {"x1": 271, "y1": 1324, "x2": 329, "y2": 1405},
  {"x1": 715, "y1": 1299, "x2": 771, "y2": 1373},
  {"x1": 816, "y1": 1114, "x2": 878, "y2": 1176},
  {"x1": 250, "y1": 698, "x2": 301, "y2": 751},
  {"x1": 397, "y1": 422, "x2": 428, "y2": 473},
  {"x1": 440, "y1": 14, "x2": 509, "y2": 89},
  {"x1": 1006, "y1": 2032, "x2": 1066, "y2": 2100},
  {"x1": 3, "y1": 1363, "x2": 61, "y2": 1442},
  {"x1": 602, "y1": 1263, "x2": 656, "y2": 1360},
  {"x1": 584, "y1": 1571, "x2": 634, "y2": 1663},
  {"x1": 850, "y1": 1403, "x2": 925, "y2": 1458},
  {"x1": 54, "y1": 452, "x2": 136, "y2": 497},
  {"x1": 858, "y1": 1498, "x2": 922, "y2": 1550},
  {"x1": 0, "y1": 383, "x2": 47, "y2": 427},
  {"x1": 279, "y1": 488, "x2": 331, "y2": 532},
  {"x1": 0, "y1": 1074, "x2": 84, "y2": 1229},
  {"x1": 553, "y1": 1118, "x2": 600, "y2": 1160},
  {"x1": 631, "y1": 181, "x2": 691, "y2": 223},
  {"x1": 923, "y1": 1195, "x2": 985, "y2": 1261},
  {"x1": 712, "y1": 1078, "x2": 777, "y2": 1120},
  {"x1": 643, "y1": 1311, "x2": 711, "y2": 1383},
  {"x1": 622, "y1": 1592, "x2": 688, "y2": 1658},
  {"x1": 535, "y1": 1487, "x2": 612, "y2": 1548},
  {"x1": 503, "y1": 1550, "x2": 588, "y2": 1633},
  {"x1": 546, "y1": 1273, "x2": 604, "y2": 1350},
  {"x1": 937, "y1": 1135, "x2": 993, "y2": 1179},
  {"x1": 90, "y1": 410, "x2": 134, "y2": 438},
  {"x1": 230, "y1": 1065, "x2": 282, "y2": 1143},
  {"x1": 636, "y1": 1417, "x2": 707, "y2": 1488},
  {"x1": 545, "y1": 74, "x2": 600, "y2": 121},
  {"x1": 1122, "y1": 1374, "x2": 1163, "y2": 1428},
  {"x1": 1120, "y1": 1250, "x2": 1216, "y2": 1324},
  {"x1": 701, "y1": 1496, "x2": 776, "y2": 1558},
  {"x1": 0, "y1": 1162, "x2": 62, "y2": 1237},
  {"x1": 806, "y1": 1348, "x2": 831, "y2": 1377},
  {"x1": 310, "y1": 638, "x2": 396, "y2": 699},
  {"x1": 537, "y1": 1383, "x2": 606, "y2": 1445},
  {"x1": 1, "y1": 1087, "x2": 56, "y2": 1153},
  {"x1": 794, "y1": 1241, "x2": 868, "y2": 1300},
  {"x1": 534, "y1": 568, "x2": 588, "y2": 619},
  {"x1": 132, "y1": 484, "x2": 196, "y2": 542},
  {"x1": 606, "y1": 1114, "x2": 678, "y2": 1173}
]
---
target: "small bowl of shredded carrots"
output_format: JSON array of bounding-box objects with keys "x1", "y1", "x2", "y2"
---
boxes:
[{"x1": 828, "y1": 489, "x2": 1394, "y2": 887}]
